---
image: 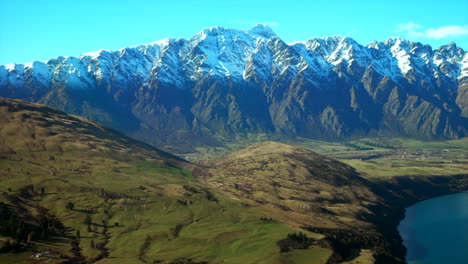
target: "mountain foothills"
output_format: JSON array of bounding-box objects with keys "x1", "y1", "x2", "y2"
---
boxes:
[
  {"x1": 1, "y1": 25, "x2": 467, "y2": 152},
  {"x1": 0, "y1": 98, "x2": 334, "y2": 264},
  {"x1": 0, "y1": 98, "x2": 467, "y2": 264}
]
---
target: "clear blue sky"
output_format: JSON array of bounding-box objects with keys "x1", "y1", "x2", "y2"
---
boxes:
[{"x1": 1, "y1": 0, "x2": 467, "y2": 65}]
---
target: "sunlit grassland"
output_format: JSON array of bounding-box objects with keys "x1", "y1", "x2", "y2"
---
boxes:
[{"x1": 0, "y1": 150, "x2": 329, "y2": 264}]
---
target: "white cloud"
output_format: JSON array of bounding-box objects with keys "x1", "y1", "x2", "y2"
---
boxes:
[
  {"x1": 394, "y1": 22, "x2": 468, "y2": 39},
  {"x1": 425, "y1": 26, "x2": 468, "y2": 39},
  {"x1": 395, "y1": 22, "x2": 423, "y2": 32}
]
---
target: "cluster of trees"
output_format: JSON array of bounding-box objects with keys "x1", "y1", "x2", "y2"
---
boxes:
[
  {"x1": 306, "y1": 226, "x2": 392, "y2": 261},
  {"x1": 0, "y1": 202, "x2": 51, "y2": 253},
  {"x1": 15, "y1": 185, "x2": 46, "y2": 199},
  {"x1": 172, "y1": 224, "x2": 183, "y2": 238},
  {"x1": 182, "y1": 185, "x2": 218, "y2": 202},
  {"x1": 277, "y1": 232, "x2": 314, "y2": 252},
  {"x1": 165, "y1": 258, "x2": 208, "y2": 264},
  {"x1": 82, "y1": 214, "x2": 118, "y2": 234},
  {"x1": 360, "y1": 140, "x2": 395, "y2": 149},
  {"x1": 182, "y1": 185, "x2": 203, "y2": 194},
  {"x1": 177, "y1": 199, "x2": 193, "y2": 206},
  {"x1": 66, "y1": 202, "x2": 75, "y2": 210},
  {"x1": 0, "y1": 240, "x2": 24, "y2": 253},
  {"x1": 205, "y1": 191, "x2": 218, "y2": 202},
  {"x1": 84, "y1": 215, "x2": 92, "y2": 232},
  {"x1": 344, "y1": 143, "x2": 373, "y2": 151},
  {"x1": 0, "y1": 202, "x2": 48, "y2": 241},
  {"x1": 98, "y1": 188, "x2": 141, "y2": 200}
]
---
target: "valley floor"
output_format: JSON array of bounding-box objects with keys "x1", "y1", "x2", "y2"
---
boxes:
[{"x1": 184, "y1": 137, "x2": 468, "y2": 179}]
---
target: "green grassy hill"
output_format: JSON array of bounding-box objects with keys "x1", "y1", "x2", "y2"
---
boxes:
[
  {"x1": 0, "y1": 98, "x2": 330, "y2": 264},
  {"x1": 201, "y1": 141, "x2": 378, "y2": 230}
]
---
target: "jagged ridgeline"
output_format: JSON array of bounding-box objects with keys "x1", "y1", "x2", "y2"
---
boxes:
[{"x1": 1, "y1": 25, "x2": 467, "y2": 152}]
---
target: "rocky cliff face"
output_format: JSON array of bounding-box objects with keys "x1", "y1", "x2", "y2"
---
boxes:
[{"x1": 1, "y1": 25, "x2": 467, "y2": 151}]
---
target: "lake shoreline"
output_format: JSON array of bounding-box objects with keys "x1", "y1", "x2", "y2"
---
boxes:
[
  {"x1": 398, "y1": 191, "x2": 468, "y2": 264},
  {"x1": 307, "y1": 174, "x2": 468, "y2": 264},
  {"x1": 370, "y1": 174, "x2": 468, "y2": 263}
]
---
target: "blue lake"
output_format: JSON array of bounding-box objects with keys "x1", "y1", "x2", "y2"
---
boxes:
[{"x1": 398, "y1": 192, "x2": 468, "y2": 264}]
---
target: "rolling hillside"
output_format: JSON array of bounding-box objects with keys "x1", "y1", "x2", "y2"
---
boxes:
[
  {"x1": 0, "y1": 98, "x2": 466, "y2": 264},
  {"x1": 201, "y1": 141, "x2": 378, "y2": 230},
  {"x1": 0, "y1": 98, "x2": 331, "y2": 264}
]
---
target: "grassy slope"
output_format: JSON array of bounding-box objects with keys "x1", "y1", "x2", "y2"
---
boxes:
[
  {"x1": 201, "y1": 141, "x2": 379, "y2": 231},
  {"x1": 0, "y1": 98, "x2": 330, "y2": 264}
]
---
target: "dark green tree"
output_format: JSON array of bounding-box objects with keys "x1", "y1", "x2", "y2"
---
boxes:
[
  {"x1": 83, "y1": 215, "x2": 92, "y2": 225},
  {"x1": 39, "y1": 216, "x2": 49, "y2": 239},
  {"x1": 65, "y1": 202, "x2": 74, "y2": 210},
  {"x1": 27, "y1": 231, "x2": 35, "y2": 244}
]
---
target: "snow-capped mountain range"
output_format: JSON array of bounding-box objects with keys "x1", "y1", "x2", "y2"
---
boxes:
[{"x1": 1, "y1": 25, "x2": 467, "y2": 151}]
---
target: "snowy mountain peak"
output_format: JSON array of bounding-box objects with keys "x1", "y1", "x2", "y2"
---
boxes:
[
  {"x1": 198, "y1": 26, "x2": 232, "y2": 37},
  {"x1": 339, "y1": 36, "x2": 359, "y2": 46},
  {"x1": 247, "y1": 24, "x2": 277, "y2": 39},
  {"x1": 0, "y1": 26, "x2": 466, "y2": 95},
  {"x1": 437, "y1": 42, "x2": 465, "y2": 58},
  {"x1": 0, "y1": 25, "x2": 467, "y2": 145},
  {"x1": 384, "y1": 37, "x2": 407, "y2": 46},
  {"x1": 193, "y1": 24, "x2": 277, "y2": 41},
  {"x1": 81, "y1": 49, "x2": 111, "y2": 59}
]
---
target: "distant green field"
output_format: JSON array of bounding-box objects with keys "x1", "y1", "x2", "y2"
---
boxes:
[
  {"x1": 184, "y1": 137, "x2": 468, "y2": 178},
  {"x1": 331, "y1": 137, "x2": 468, "y2": 178}
]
